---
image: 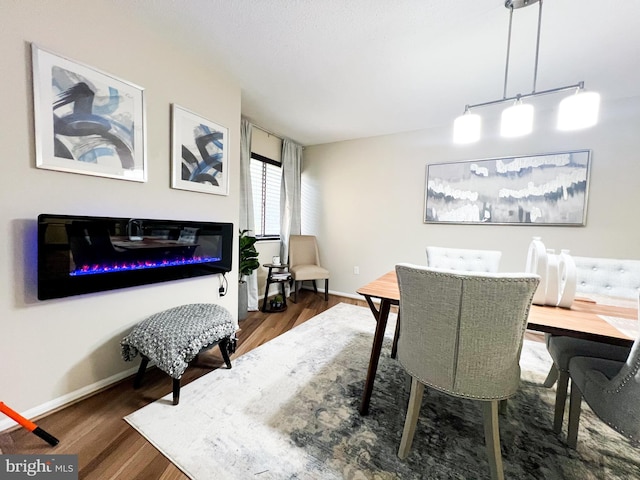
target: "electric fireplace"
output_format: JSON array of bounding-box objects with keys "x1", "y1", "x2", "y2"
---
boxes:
[{"x1": 38, "y1": 214, "x2": 234, "y2": 300}]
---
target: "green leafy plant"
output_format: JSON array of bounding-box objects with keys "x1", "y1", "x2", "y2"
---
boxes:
[{"x1": 239, "y1": 229, "x2": 260, "y2": 281}]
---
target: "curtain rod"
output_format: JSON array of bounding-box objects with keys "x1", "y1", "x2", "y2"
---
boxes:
[
  {"x1": 242, "y1": 117, "x2": 305, "y2": 148},
  {"x1": 241, "y1": 118, "x2": 283, "y2": 140}
]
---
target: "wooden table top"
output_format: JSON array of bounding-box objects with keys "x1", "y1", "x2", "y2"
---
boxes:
[
  {"x1": 357, "y1": 270, "x2": 638, "y2": 346},
  {"x1": 356, "y1": 270, "x2": 400, "y2": 302},
  {"x1": 528, "y1": 298, "x2": 637, "y2": 345}
]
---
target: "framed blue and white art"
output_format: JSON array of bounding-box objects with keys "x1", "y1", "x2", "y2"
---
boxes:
[
  {"x1": 171, "y1": 104, "x2": 229, "y2": 196},
  {"x1": 424, "y1": 150, "x2": 591, "y2": 226},
  {"x1": 32, "y1": 44, "x2": 147, "y2": 182}
]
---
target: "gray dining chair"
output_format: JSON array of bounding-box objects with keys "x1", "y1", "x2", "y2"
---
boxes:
[
  {"x1": 543, "y1": 256, "x2": 640, "y2": 433},
  {"x1": 426, "y1": 246, "x2": 502, "y2": 273},
  {"x1": 395, "y1": 264, "x2": 539, "y2": 480},
  {"x1": 565, "y1": 330, "x2": 640, "y2": 448}
]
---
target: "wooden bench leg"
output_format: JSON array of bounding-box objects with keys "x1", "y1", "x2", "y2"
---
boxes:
[
  {"x1": 133, "y1": 356, "x2": 150, "y2": 389},
  {"x1": 173, "y1": 378, "x2": 180, "y2": 405},
  {"x1": 219, "y1": 337, "x2": 233, "y2": 369}
]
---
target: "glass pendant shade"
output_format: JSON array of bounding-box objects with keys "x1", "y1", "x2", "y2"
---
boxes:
[
  {"x1": 557, "y1": 91, "x2": 600, "y2": 130},
  {"x1": 500, "y1": 101, "x2": 534, "y2": 137},
  {"x1": 453, "y1": 111, "x2": 481, "y2": 144}
]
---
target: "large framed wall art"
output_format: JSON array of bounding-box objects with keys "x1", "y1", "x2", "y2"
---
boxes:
[
  {"x1": 424, "y1": 150, "x2": 591, "y2": 226},
  {"x1": 32, "y1": 44, "x2": 146, "y2": 182},
  {"x1": 171, "y1": 104, "x2": 229, "y2": 196}
]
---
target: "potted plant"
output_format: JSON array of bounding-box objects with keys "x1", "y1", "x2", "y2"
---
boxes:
[
  {"x1": 270, "y1": 294, "x2": 284, "y2": 310},
  {"x1": 238, "y1": 229, "x2": 260, "y2": 320}
]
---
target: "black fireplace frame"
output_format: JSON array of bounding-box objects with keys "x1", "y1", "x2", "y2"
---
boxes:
[{"x1": 37, "y1": 213, "x2": 234, "y2": 300}]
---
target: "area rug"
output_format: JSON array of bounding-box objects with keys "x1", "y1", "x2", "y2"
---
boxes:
[{"x1": 125, "y1": 303, "x2": 640, "y2": 479}]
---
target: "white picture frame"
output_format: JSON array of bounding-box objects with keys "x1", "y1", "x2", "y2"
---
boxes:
[
  {"x1": 32, "y1": 44, "x2": 146, "y2": 182},
  {"x1": 171, "y1": 104, "x2": 229, "y2": 196}
]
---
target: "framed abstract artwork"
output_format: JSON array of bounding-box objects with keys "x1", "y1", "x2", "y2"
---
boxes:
[
  {"x1": 31, "y1": 44, "x2": 146, "y2": 182},
  {"x1": 424, "y1": 150, "x2": 591, "y2": 226},
  {"x1": 171, "y1": 104, "x2": 229, "y2": 196}
]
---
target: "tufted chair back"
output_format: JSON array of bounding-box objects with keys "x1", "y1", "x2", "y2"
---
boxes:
[
  {"x1": 572, "y1": 256, "x2": 640, "y2": 299},
  {"x1": 426, "y1": 246, "x2": 502, "y2": 273}
]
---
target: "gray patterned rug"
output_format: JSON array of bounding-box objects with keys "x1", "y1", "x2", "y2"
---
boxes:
[{"x1": 125, "y1": 303, "x2": 640, "y2": 479}]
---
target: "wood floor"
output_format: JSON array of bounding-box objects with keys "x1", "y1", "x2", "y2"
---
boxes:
[{"x1": 0, "y1": 292, "x2": 365, "y2": 479}]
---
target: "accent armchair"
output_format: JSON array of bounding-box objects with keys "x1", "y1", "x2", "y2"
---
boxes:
[
  {"x1": 395, "y1": 264, "x2": 539, "y2": 480},
  {"x1": 288, "y1": 235, "x2": 329, "y2": 303}
]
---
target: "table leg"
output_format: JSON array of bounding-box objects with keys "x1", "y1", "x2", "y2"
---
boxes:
[
  {"x1": 360, "y1": 297, "x2": 391, "y2": 415},
  {"x1": 261, "y1": 278, "x2": 271, "y2": 312}
]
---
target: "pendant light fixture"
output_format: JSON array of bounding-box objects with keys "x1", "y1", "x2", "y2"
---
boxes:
[{"x1": 453, "y1": 0, "x2": 600, "y2": 144}]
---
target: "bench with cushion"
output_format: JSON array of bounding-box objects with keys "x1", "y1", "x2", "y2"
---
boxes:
[{"x1": 121, "y1": 303, "x2": 236, "y2": 405}]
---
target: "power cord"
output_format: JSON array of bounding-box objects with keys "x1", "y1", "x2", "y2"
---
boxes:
[{"x1": 218, "y1": 273, "x2": 228, "y2": 296}]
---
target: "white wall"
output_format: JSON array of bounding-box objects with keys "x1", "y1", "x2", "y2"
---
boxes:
[
  {"x1": 0, "y1": 1, "x2": 241, "y2": 424},
  {"x1": 303, "y1": 97, "x2": 640, "y2": 297}
]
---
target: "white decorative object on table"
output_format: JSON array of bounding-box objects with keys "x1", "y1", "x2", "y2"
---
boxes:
[
  {"x1": 557, "y1": 250, "x2": 577, "y2": 308},
  {"x1": 525, "y1": 237, "x2": 548, "y2": 305},
  {"x1": 525, "y1": 238, "x2": 576, "y2": 308}
]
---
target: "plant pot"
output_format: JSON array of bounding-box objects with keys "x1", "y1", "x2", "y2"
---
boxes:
[{"x1": 238, "y1": 280, "x2": 248, "y2": 320}]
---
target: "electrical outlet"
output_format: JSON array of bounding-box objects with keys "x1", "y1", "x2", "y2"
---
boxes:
[{"x1": 353, "y1": 266, "x2": 360, "y2": 275}]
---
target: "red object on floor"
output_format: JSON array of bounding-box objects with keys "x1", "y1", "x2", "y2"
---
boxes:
[{"x1": 0, "y1": 401, "x2": 59, "y2": 446}]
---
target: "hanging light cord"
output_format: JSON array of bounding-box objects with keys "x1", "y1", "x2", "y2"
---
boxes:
[
  {"x1": 503, "y1": 5, "x2": 514, "y2": 99},
  {"x1": 463, "y1": 0, "x2": 583, "y2": 113},
  {"x1": 532, "y1": 0, "x2": 543, "y2": 93}
]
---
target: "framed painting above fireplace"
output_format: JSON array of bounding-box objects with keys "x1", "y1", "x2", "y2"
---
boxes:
[
  {"x1": 31, "y1": 44, "x2": 147, "y2": 182},
  {"x1": 171, "y1": 104, "x2": 229, "y2": 196}
]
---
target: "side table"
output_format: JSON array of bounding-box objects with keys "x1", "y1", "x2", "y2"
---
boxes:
[{"x1": 262, "y1": 263, "x2": 292, "y2": 313}]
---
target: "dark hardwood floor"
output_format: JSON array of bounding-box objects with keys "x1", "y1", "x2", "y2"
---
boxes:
[{"x1": 0, "y1": 292, "x2": 366, "y2": 479}]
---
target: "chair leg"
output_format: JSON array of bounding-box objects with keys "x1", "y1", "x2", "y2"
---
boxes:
[
  {"x1": 398, "y1": 377, "x2": 425, "y2": 459},
  {"x1": 543, "y1": 363, "x2": 559, "y2": 388},
  {"x1": 324, "y1": 279, "x2": 329, "y2": 301},
  {"x1": 566, "y1": 382, "x2": 583, "y2": 449},
  {"x1": 292, "y1": 281, "x2": 299, "y2": 303},
  {"x1": 313, "y1": 280, "x2": 318, "y2": 294},
  {"x1": 482, "y1": 400, "x2": 505, "y2": 480},
  {"x1": 553, "y1": 371, "x2": 570, "y2": 434}
]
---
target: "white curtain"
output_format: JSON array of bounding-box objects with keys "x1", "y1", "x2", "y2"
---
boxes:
[
  {"x1": 280, "y1": 138, "x2": 302, "y2": 265},
  {"x1": 239, "y1": 119, "x2": 258, "y2": 311}
]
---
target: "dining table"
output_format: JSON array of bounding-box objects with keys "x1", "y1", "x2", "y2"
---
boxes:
[{"x1": 356, "y1": 270, "x2": 638, "y2": 415}]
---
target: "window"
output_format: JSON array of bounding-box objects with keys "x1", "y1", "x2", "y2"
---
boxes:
[{"x1": 250, "y1": 152, "x2": 281, "y2": 239}]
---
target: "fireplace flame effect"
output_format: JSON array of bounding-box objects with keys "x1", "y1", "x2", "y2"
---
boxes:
[{"x1": 70, "y1": 255, "x2": 222, "y2": 276}]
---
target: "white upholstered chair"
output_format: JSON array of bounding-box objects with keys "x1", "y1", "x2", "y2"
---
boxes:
[
  {"x1": 544, "y1": 256, "x2": 640, "y2": 433},
  {"x1": 288, "y1": 235, "x2": 329, "y2": 303},
  {"x1": 566, "y1": 325, "x2": 640, "y2": 449},
  {"x1": 395, "y1": 264, "x2": 539, "y2": 480},
  {"x1": 426, "y1": 246, "x2": 502, "y2": 273}
]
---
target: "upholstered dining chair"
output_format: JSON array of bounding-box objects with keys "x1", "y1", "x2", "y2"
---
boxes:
[
  {"x1": 565, "y1": 328, "x2": 640, "y2": 449},
  {"x1": 543, "y1": 256, "x2": 640, "y2": 434},
  {"x1": 426, "y1": 246, "x2": 502, "y2": 273},
  {"x1": 288, "y1": 235, "x2": 329, "y2": 303},
  {"x1": 395, "y1": 264, "x2": 539, "y2": 480}
]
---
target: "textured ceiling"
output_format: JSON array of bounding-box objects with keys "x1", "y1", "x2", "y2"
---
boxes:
[{"x1": 119, "y1": 0, "x2": 640, "y2": 146}]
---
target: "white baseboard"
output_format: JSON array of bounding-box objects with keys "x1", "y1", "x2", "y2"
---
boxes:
[{"x1": 0, "y1": 365, "x2": 139, "y2": 434}]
